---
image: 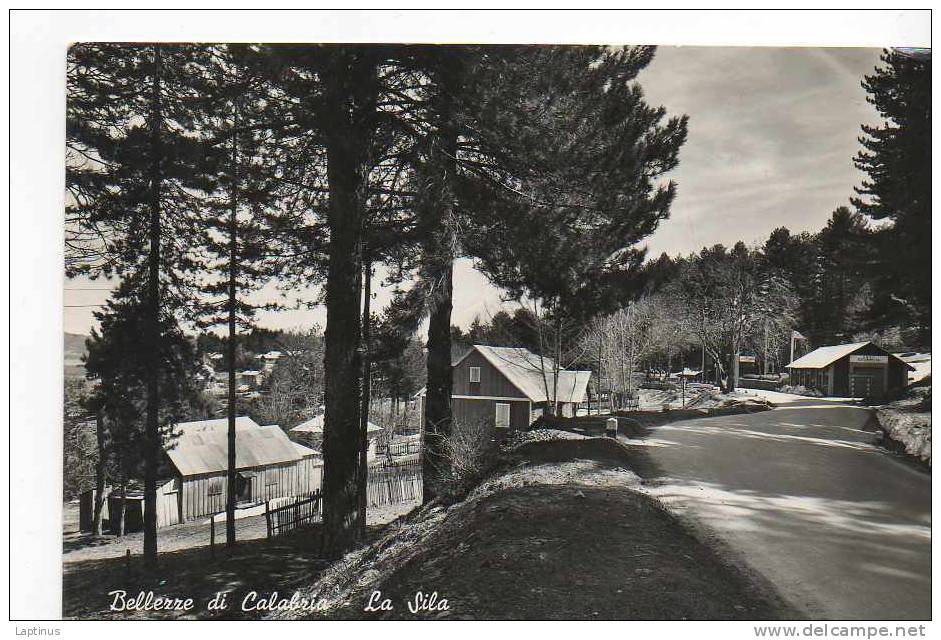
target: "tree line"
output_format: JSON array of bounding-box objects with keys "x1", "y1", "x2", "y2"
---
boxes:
[
  {"x1": 66, "y1": 44, "x2": 688, "y2": 563},
  {"x1": 451, "y1": 49, "x2": 929, "y2": 399}
]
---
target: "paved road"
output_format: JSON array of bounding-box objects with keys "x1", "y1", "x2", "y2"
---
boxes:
[{"x1": 629, "y1": 392, "x2": 931, "y2": 620}]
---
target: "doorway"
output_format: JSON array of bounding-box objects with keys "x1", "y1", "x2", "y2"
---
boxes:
[
  {"x1": 234, "y1": 472, "x2": 254, "y2": 503},
  {"x1": 850, "y1": 373, "x2": 884, "y2": 398}
]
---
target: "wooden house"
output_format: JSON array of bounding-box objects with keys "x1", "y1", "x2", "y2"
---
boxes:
[
  {"x1": 785, "y1": 341, "x2": 913, "y2": 399},
  {"x1": 418, "y1": 345, "x2": 592, "y2": 430},
  {"x1": 161, "y1": 416, "x2": 322, "y2": 524},
  {"x1": 288, "y1": 414, "x2": 384, "y2": 460}
]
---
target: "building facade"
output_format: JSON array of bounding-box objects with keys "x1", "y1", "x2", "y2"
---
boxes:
[
  {"x1": 163, "y1": 417, "x2": 322, "y2": 523},
  {"x1": 786, "y1": 341, "x2": 913, "y2": 399},
  {"x1": 419, "y1": 345, "x2": 592, "y2": 431}
]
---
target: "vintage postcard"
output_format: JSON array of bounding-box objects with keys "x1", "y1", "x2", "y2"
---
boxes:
[{"x1": 8, "y1": 7, "x2": 933, "y2": 632}]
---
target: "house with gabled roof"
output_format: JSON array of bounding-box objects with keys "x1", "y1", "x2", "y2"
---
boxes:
[
  {"x1": 418, "y1": 345, "x2": 592, "y2": 430},
  {"x1": 785, "y1": 341, "x2": 913, "y2": 399},
  {"x1": 161, "y1": 416, "x2": 322, "y2": 523}
]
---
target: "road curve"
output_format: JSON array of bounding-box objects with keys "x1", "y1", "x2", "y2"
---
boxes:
[{"x1": 628, "y1": 392, "x2": 931, "y2": 620}]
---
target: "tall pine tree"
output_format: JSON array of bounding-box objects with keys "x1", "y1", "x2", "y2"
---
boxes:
[
  {"x1": 852, "y1": 48, "x2": 931, "y2": 343},
  {"x1": 67, "y1": 44, "x2": 213, "y2": 565},
  {"x1": 462, "y1": 46, "x2": 688, "y2": 408}
]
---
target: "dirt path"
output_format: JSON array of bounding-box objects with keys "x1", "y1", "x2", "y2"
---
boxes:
[{"x1": 63, "y1": 500, "x2": 420, "y2": 619}]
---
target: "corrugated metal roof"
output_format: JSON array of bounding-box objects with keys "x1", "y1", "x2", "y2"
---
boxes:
[
  {"x1": 473, "y1": 345, "x2": 591, "y2": 403},
  {"x1": 289, "y1": 414, "x2": 383, "y2": 434},
  {"x1": 293, "y1": 441, "x2": 322, "y2": 459},
  {"x1": 165, "y1": 417, "x2": 301, "y2": 476},
  {"x1": 786, "y1": 341, "x2": 913, "y2": 370},
  {"x1": 174, "y1": 416, "x2": 260, "y2": 436},
  {"x1": 786, "y1": 342, "x2": 870, "y2": 369}
]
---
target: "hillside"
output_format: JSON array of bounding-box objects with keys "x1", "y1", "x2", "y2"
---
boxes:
[
  {"x1": 64, "y1": 332, "x2": 88, "y2": 379},
  {"x1": 276, "y1": 436, "x2": 795, "y2": 621}
]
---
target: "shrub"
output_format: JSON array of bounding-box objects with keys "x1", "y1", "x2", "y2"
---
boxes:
[
  {"x1": 640, "y1": 381, "x2": 678, "y2": 391},
  {"x1": 779, "y1": 384, "x2": 823, "y2": 398},
  {"x1": 440, "y1": 419, "x2": 501, "y2": 501}
]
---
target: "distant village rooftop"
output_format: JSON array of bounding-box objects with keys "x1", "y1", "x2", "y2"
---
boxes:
[{"x1": 290, "y1": 414, "x2": 383, "y2": 435}]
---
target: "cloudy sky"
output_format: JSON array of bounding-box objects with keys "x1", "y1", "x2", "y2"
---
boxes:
[{"x1": 64, "y1": 46, "x2": 885, "y2": 336}]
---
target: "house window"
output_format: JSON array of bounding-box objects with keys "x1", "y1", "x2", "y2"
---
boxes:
[
  {"x1": 495, "y1": 403, "x2": 510, "y2": 429},
  {"x1": 207, "y1": 477, "x2": 224, "y2": 496},
  {"x1": 469, "y1": 366, "x2": 481, "y2": 383}
]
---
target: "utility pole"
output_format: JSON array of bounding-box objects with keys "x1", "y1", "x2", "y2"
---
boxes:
[
  {"x1": 597, "y1": 328, "x2": 603, "y2": 415},
  {"x1": 701, "y1": 342, "x2": 706, "y2": 384},
  {"x1": 763, "y1": 320, "x2": 770, "y2": 375},
  {"x1": 357, "y1": 243, "x2": 372, "y2": 541},
  {"x1": 225, "y1": 96, "x2": 239, "y2": 549}
]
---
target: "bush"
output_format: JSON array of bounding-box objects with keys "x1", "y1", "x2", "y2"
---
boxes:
[
  {"x1": 779, "y1": 384, "x2": 823, "y2": 398},
  {"x1": 640, "y1": 381, "x2": 677, "y2": 391},
  {"x1": 440, "y1": 419, "x2": 501, "y2": 500}
]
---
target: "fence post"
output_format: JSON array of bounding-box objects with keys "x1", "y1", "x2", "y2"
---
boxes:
[
  {"x1": 265, "y1": 500, "x2": 271, "y2": 540},
  {"x1": 210, "y1": 515, "x2": 215, "y2": 559}
]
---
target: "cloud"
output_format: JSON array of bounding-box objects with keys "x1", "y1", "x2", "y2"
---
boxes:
[{"x1": 639, "y1": 46, "x2": 884, "y2": 257}]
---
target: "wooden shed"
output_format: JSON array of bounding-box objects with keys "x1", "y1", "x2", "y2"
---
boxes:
[
  {"x1": 163, "y1": 417, "x2": 322, "y2": 524},
  {"x1": 785, "y1": 341, "x2": 914, "y2": 399},
  {"x1": 289, "y1": 414, "x2": 384, "y2": 460},
  {"x1": 418, "y1": 345, "x2": 592, "y2": 431}
]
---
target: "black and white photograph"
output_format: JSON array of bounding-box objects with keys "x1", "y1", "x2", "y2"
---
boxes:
[{"x1": 7, "y1": 7, "x2": 934, "y2": 631}]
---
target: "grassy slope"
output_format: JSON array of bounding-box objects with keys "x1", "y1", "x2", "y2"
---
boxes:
[
  {"x1": 285, "y1": 438, "x2": 795, "y2": 621},
  {"x1": 64, "y1": 332, "x2": 88, "y2": 379}
]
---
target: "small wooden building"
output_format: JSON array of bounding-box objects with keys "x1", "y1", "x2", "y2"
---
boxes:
[
  {"x1": 288, "y1": 414, "x2": 384, "y2": 460},
  {"x1": 418, "y1": 345, "x2": 591, "y2": 431},
  {"x1": 163, "y1": 416, "x2": 322, "y2": 524},
  {"x1": 785, "y1": 341, "x2": 913, "y2": 399}
]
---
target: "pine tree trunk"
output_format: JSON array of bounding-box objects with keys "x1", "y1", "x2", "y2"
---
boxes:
[
  {"x1": 421, "y1": 59, "x2": 461, "y2": 503},
  {"x1": 357, "y1": 251, "x2": 372, "y2": 540},
  {"x1": 423, "y1": 251, "x2": 453, "y2": 502},
  {"x1": 92, "y1": 413, "x2": 106, "y2": 536},
  {"x1": 320, "y1": 49, "x2": 375, "y2": 558},
  {"x1": 226, "y1": 100, "x2": 239, "y2": 548},
  {"x1": 116, "y1": 479, "x2": 127, "y2": 537},
  {"x1": 143, "y1": 46, "x2": 163, "y2": 568}
]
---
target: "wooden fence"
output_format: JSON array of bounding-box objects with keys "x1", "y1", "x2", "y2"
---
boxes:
[
  {"x1": 265, "y1": 491, "x2": 322, "y2": 539},
  {"x1": 367, "y1": 460, "x2": 422, "y2": 508},
  {"x1": 384, "y1": 439, "x2": 423, "y2": 458}
]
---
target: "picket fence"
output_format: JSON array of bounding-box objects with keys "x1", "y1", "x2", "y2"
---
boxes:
[{"x1": 366, "y1": 459, "x2": 423, "y2": 508}]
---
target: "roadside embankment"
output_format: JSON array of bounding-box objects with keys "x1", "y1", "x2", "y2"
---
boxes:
[
  {"x1": 876, "y1": 384, "x2": 931, "y2": 467},
  {"x1": 275, "y1": 435, "x2": 795, "y2": 620}
]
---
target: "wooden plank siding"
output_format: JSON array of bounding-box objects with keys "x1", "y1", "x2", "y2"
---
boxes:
[
  {"x1": 157, "y1": 479, "x2": 181, "y2": 527},
  {"x1": 453, "y1": 397, "x2": 530, "y2": 431},
  {"x1": 791, "y1": 342, "x2": 912, "y2": 399},
  {"x1": 452, "y1": 349, "x2": 528, "y2": 398},
  {"x1": 178, "y1": 458, "x2": 323, "y2": 522}
]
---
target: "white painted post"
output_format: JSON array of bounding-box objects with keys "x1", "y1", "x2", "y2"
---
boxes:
[{"x1": 605, "y1": 417, "x2": 618, "y2": 438}]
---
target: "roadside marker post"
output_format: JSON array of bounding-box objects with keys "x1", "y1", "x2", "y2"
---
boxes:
[{"x1": 605, "y1": 417, "x2": 618, "y2": 439}]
